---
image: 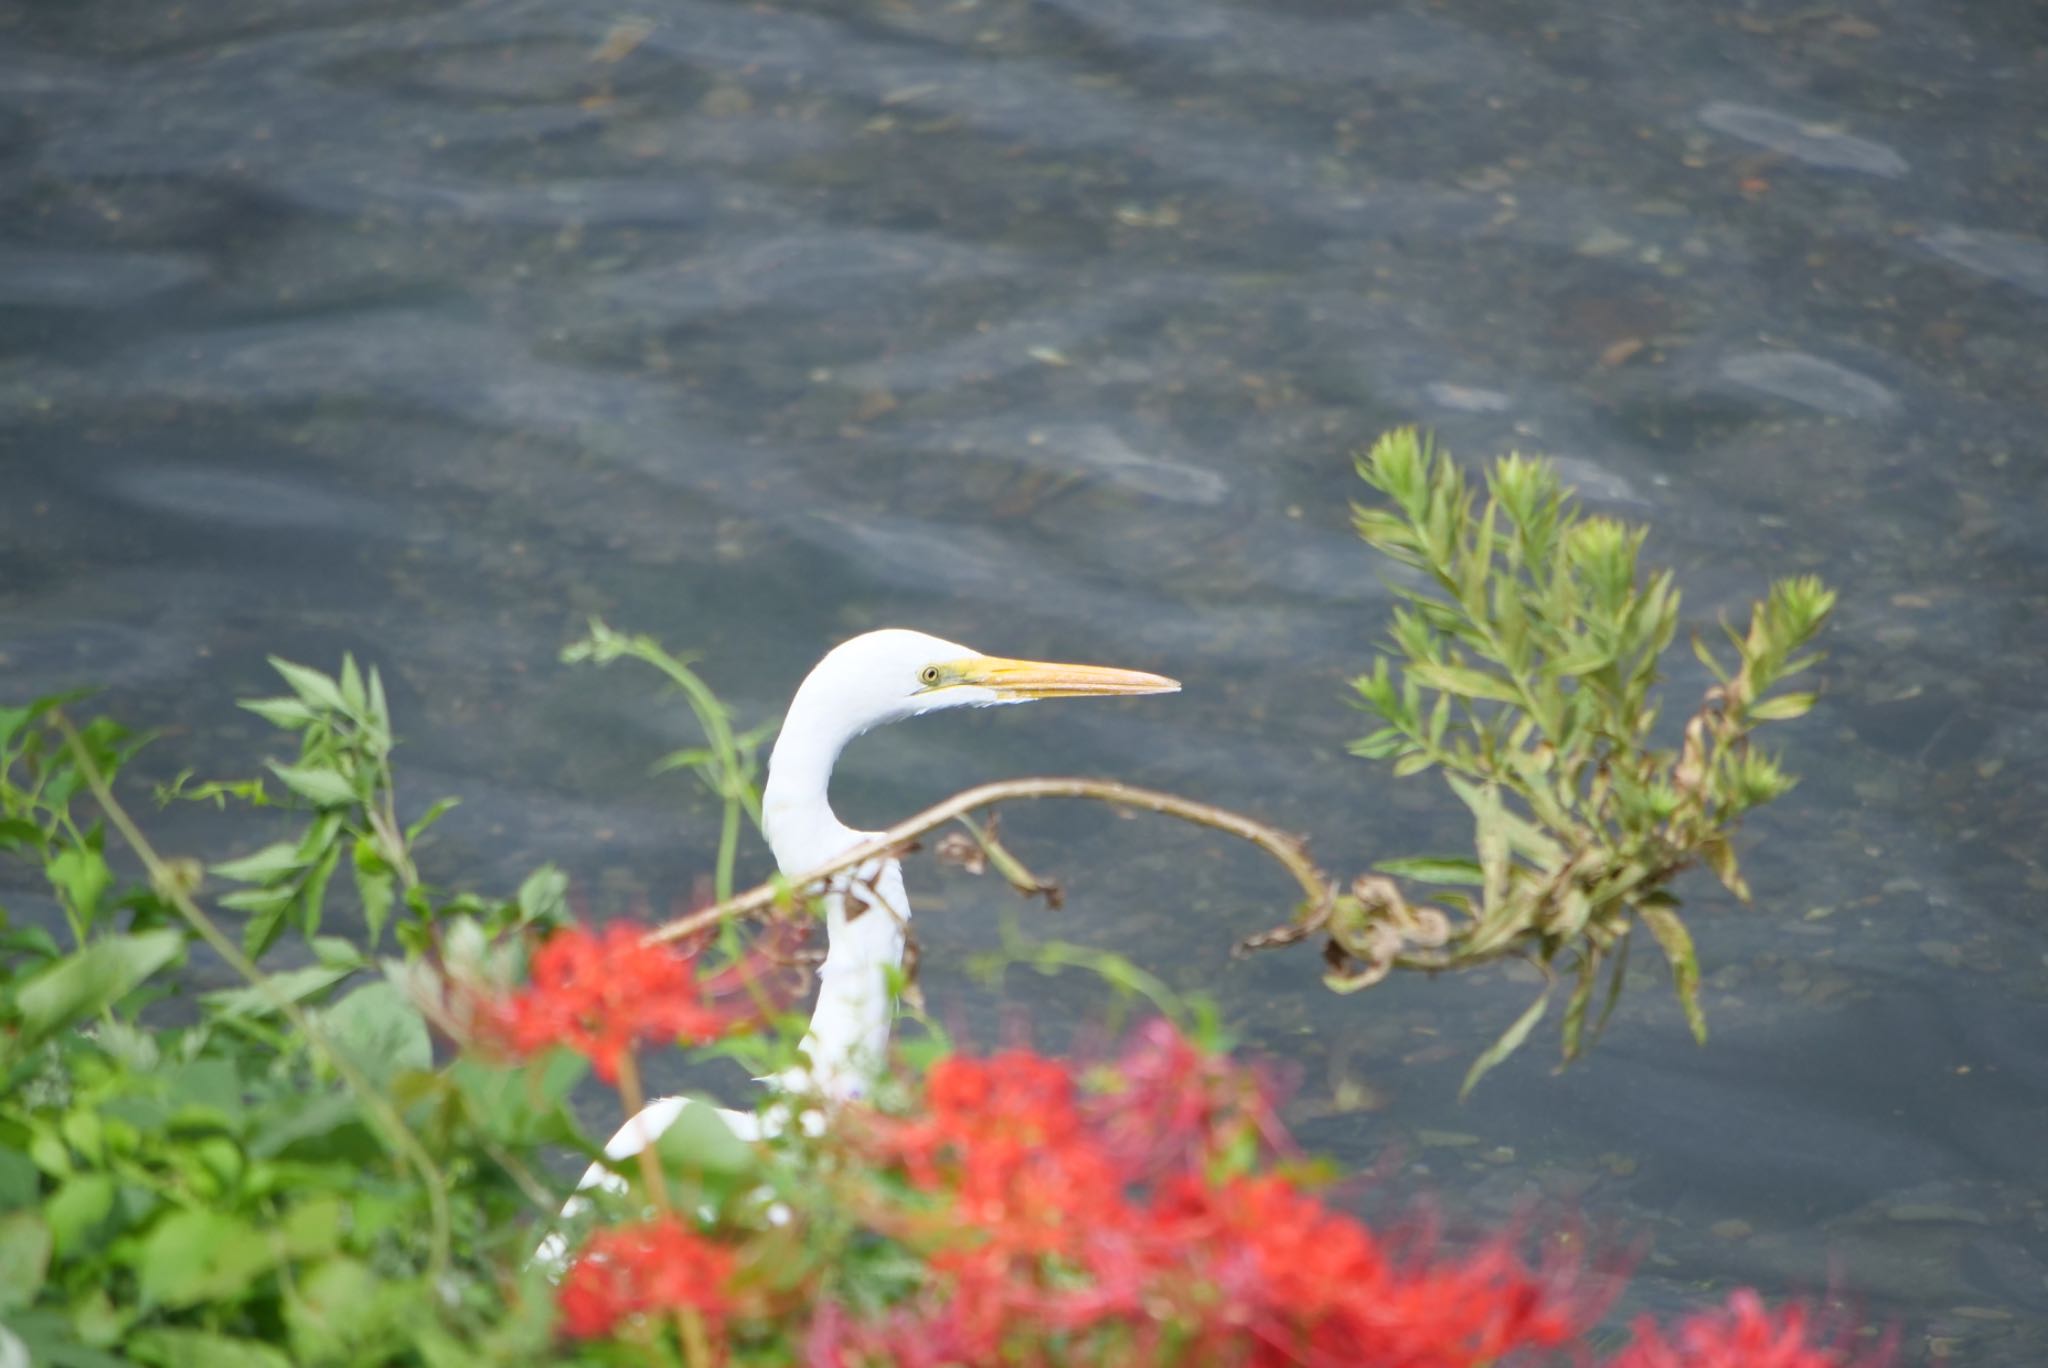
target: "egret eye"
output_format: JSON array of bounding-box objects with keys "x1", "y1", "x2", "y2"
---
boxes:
[{"x1": 919, "y1": 665, "x2": 942, "y2": 687}]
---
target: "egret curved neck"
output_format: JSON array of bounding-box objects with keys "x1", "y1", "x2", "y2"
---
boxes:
[{"x1": 761, "y1": 700, "x2": 863, "y2": 874}]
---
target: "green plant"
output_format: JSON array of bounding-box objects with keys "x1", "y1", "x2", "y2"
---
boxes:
[
  {"x1": 1, "y1": 692, "x2": 565, "y2": 1366},
  {"x1": 164, "y1": 656, "x2": 563, "y2": 961},
  {"x1": 1336, "y1": 429, "x2": 1835, "y2": 1092},
  {"x1": 562, "y1": 619, "x2": 776, "y2": 904}
]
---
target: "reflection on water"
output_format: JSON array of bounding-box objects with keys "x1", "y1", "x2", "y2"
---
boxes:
[{"x1": 3, "y1": 0, "x2": 2045, "y2": 1360}]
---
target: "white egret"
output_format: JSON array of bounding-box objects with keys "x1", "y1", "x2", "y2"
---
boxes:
[{"x1": 549, "y1": 628, "x2": 1178, "y2": 1243}]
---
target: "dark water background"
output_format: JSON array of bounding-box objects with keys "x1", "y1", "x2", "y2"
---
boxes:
[{"x1": 3, "y1": 0, "x2": 2046, "y2": 1360}]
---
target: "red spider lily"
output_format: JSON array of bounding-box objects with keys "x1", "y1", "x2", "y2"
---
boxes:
[
  {"x1": 1143, "y1": 1173, "x2": 1589, "y2": 1367},
  {"x1": 804, "y1": 1300, "x2": 979, "y2": 1368},
  {"x1": 556, "y1": 1217, "x2": 739, "y2": 1340},
  {"x1": 1604, "y1": 1289, "x2": 1890, "y2": 1368},
  {"x1": 482, "y1": 921, "x2": 786, "y2": 1083},
  {"x1": 832, "y1": 1027, "x2": 1600, "y2": 1367},
  {"x1": 544, "y1": 1019, "x2": 1871, "y2": 1368},
  {"x1": 1085, "y1": 1017, "x2": 1292, "y2": 1178}
]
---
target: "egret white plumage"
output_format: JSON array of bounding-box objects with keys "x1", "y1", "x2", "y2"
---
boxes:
[{"x1": 555, "y1": 629, "x2": 1178, "y2": 1226}]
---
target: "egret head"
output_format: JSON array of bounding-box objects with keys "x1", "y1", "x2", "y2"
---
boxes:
[{"x1": 793, "y1": 629, "x2": 1179, "y2": 739}]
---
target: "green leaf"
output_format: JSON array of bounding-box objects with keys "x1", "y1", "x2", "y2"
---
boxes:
[
  {"x1": 1593, "y1": 932, "x2": 1631, "y2": 1044},
  {"x1": 319, "y1": 981, "x2": 430, "y2": 1087},
  {"x1": 134, "y1": 1209, "x2": 276, "y2": 1308},
  {"x1": 0, "y1": 1210, "x2": 52, "y2": 1311},
  {"x1": 0, "y1": 692, "x2": 92, "y2": 749},
  {"x1": 218, "y1": 884, "x2": 294, "y2": 916},
  {"x1": 285, "y1": 1257, "x2": 383, "y2": 1364},
  {"x1": 67, "y1": 1287, "x2": 131, "y2": 1353},
  {"x1": 1559, "y1": 951, "x2": 1599, "y2": 1063},
  {"x1": 13, "y1": 932, "x2": 183, "y2": 1048},
  {"x1": 1410, "y1": 663, "x2": 1521, "y2": 705},
  {"x1": 45, "y1": 847, "x2": 112, "y2": 929},
  {"x1": 264, "y1": 762, "x2": 355, "y2": 808},
  {"x1": 4, "y1": 1310, "x2": 133, "y2": 1368},
  {"x1": 403, "y1": 797, "x2": 459, "y2": 844},
  {"x1": 337, "y1": 656, "x2": 365, "y2": 714},
  {"x1": 210, "y1": 841, "x2": 302, "y2": 885},
  {"x1": 298, "y1": 842, "x2": 341, "y2": 941},
  {"x1": 165, "y1": 1059, "x2": 243, "y2": 1124},
  {"x1": 267, "y1": 659, "x2": 346, "y2": 714},
  {"x1": 223, "y1": 892, "x2": 295, "y2": 965},
  {"x1": 1348, "y1": 729, "x2": 1405, "y2": 760},
  {"x1": 1640, "y1": 904, "x2": 1708, "y2": 1045},
  {"x1": 450, "y1": 1052, "x2": 587, "y2": 1144},
  {"x1": 0, "y1": 1149, "x2": 39, "y2": 1211},
  {"x1": 0, "y1": 705, "x2": 31, "y2": 749},
  {"x1": 247, "y1": 1095, "x2": 358, "y2": 1160},
  {"x1": 652, "y1": 1098, "x2": 756, "y2": 1178},
  {"x1": 293, "y1": 811, "x2": 342, "y2": 865},
  {"x1": 280, "y1": 1198, "x2": 343, "y2": 1260},
  {"x1": 352, "y1": 842, "x2": 394, "y2": 950},
  {"x1": 1460, "y1": 988, "x2": 1548, "y2": 1100},
  {"x1": 1701, "y1": 838, "x2": 1752, "y2": 903},
  {"x1": 1446, "y1": 776, "x2": 1512, "y2": 911},
  {"x1": 366, "y1": 666, "x2": 389, "y2": 728},
  {"x1": 203, "y1": 964, "x2": 353, "y2": 1020},
  {"x1": 43, "y1": 1174, "x2": 115, "y2": 1258},
  {"x1": 515, "y1": 864, "x2": 568, "y2": 926},
  {"x1": 237, "y1": 697, "x2": 316, "y2": 731},
  {"x1": 1374, "y1": 857, "x2": 1484, "y2": 886},
  {"x1": 653, "y1": 747, "x2": 713, "y2": 775},
  {"x1": 1747, "y1": 691, "x2": 1817, "y2": 722},
  {"x1": 1548, "y1": 645, "x2": 1613, "y2": 677}
]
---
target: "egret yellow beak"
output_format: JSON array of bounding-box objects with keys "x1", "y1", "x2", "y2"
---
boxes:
[{"x1": 949, "y1": 655, "x2": 1180, "y2": 700}]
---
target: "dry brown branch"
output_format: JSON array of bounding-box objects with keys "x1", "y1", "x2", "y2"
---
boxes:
[{"x1": 645, "y1": 777, "x2": 1336, "y2": 946}]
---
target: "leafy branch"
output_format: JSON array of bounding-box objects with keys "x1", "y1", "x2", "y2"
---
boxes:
[{"x1": 1318, "y1": 430, "x2": 1835, "y2": 1091}]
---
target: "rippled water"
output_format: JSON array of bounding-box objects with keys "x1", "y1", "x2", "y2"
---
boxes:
[{"x1": 4, "y1": 0, "x2": 2045, "y2": 1359}]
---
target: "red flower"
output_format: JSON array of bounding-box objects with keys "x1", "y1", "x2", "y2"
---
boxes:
[
  {"x1": 556, "y1": 1218, "x2": 738, "y2": 1341},
  {"x1": 1136, "y1": 1172, "x2": 1589, "y2": 1367},
  {"x1": 830, "y1": 1024, "x2": 1600, "y2": 1367},
  {"x1": 483, "y1": 921, "x2": 765, "y2": 1083},
  {"x1": 1605, "y1": 1289, "x2": 1888, "y2": 1368},
  {"x1": 1086, "y1": 1017, "x2": 1291, "y2": 1178}
]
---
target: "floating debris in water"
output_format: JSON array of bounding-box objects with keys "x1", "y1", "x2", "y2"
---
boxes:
[
  {"x1": 1720, "y1": 350, "x2": 1899, "y2": 419},
  {"x1": 1697, "y1": 101, "x2": 1908, "y2": 178}
]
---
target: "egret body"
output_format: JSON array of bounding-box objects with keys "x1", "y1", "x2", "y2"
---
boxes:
[{"x1": 563, "y1": 630, "x2": 1177, "y2": 1214}]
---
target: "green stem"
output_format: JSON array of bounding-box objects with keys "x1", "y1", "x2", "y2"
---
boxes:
[{"x1": 574, "y1": 625, "x2": 761, "y2": 902}]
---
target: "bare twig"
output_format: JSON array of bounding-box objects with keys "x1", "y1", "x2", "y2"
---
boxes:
[{"x1": 647, "y1": 778, "x2": 1335, "y2": 946}]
